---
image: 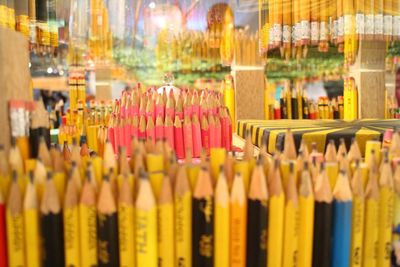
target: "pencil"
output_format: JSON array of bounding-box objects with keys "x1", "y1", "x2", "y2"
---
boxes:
[
  {"x1": 283, "y1": 128, "x2": 297, "y2": 160},
  {"x1": 332, "y1": 169, "x2": 353, "y2": 267},
  {"x1": 192, "y1": 166, "x2": 214, "y2": 267},
  {"x1": 158, "y1": 175, "x2": 174, "y2": 267},
  {"x1": 363, "y1": 154, "x2": 380, "y2": 267},
  {"x1": 0, "y1": 179, "x2": 7, "y2": 267},
  {"x1": 41, "y1": 172, "x2": 65, "y2": 267},
  {"x1": 283, "y1": 161, "x2": 299, "y2": 267},
  {"x1": 9, "y1": 139, "x2": 24, "y2": 177},
  {"x1": 117, "y1": 146, "x2": 134, "y2": 193},
  {"x1": 214, "y1": 165, "x2": 230, "y2": 267},
  {"x1": 79, "y1": 169, "x2": 98, "y2": 267},
  {"x1": 33, "y1": 158, "x2": 46, "y2": 202},
  {"x1": 38, "y1": 135, "x2": 52, "y2": 168},
  {"x1": 174, "y1": 165, "x2": 192, "y2": 266},
  {"x1": 136, "y1": 170, "x2": 158, "y2": 267},
  {"x1": 267, "y1": 158, "x2": 285, "y2": 267},
  {"x1": 246, "y1": 159, "x2": 268, "y2": 267},
  {"x1": 393, "y1": 162, "x2": 400, "y2": 257},
  {"x1": 97, "y1": 174, "x2": 119, "y2": 267},
  {"x1": 312, "y1": 163, "x2": 333, "y2": 267},
  {"x1": 377, "y1": 150, "x2": 394, "y2": 267},
  {"x1": 64, "y1": 168, "x2": 81, "y2": 267},
  {"x1": 7, "y1": 170, "x2": 25, "y2": 267},
  {"x1": 118, "y1": 173, "x2": 135, "y2": 267},
  {"x1": 350, "y1": 160, "x2": 365, "y2": 267},
  {"x1": 230, "y1": 172, "x2": 247, "y2": 267},
  {"x1": 0, "y1": 144, "x2": 10, "y2": 199},
  {"x1": 147, "y1": 153, "x2": 164, "y2": 200},
  {"x1": 298, "y1": 162, "x2": 314, "y2": 267}
]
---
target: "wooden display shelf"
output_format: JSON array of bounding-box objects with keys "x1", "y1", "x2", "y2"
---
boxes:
[{"x1": 32, "y1": 76, "x2": 68, "y2": 91}]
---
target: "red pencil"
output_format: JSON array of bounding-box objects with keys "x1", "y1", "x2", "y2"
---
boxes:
[
  {"x1": 121, "y1": 91, "x2": 128, "y2": 118},
  {"x1": 201, "y1": 115, "x2": 210, "y2": 154},
  {"x1": 214, "y1": 114, "x2": 222, "y2": 148},
  {"x1": 108, "y1": 116, "x2": 116, "y2": 152},
  {"x1": 192, "y1": 114, "x2": 202, "y2": 158},
  {"x1": 183, "y1": 93, "x2": 192, "y2": 118},
  {"x1": 132, "y1": 115, "x2": 139, "y2": 139},
  {"x1": 138, "y1": 115, "x2": 146, "y2": 139},
  {"x1": 183, "y1": 115, "x2": 193, "y2": 158},
  {"x1": 156, "y1": 93, "x2": 165, "y2": 120},
  {"x1": 166, "y1": 90, "x2": 176, "y2": 119},
  {"x1": 226, "y1": 109, "x2": 233, "y2": 151},
  {"x1": 139, "y1": 94, "x2": 147, "y2": 117},
  {"x1": 165, "y1": 115, "x2": 175, "y2": 150},
  {"x1": 174, "y1": 115, "x2": 185, "y2": 159},
  {"x1": 155, "y1": 115, "x2": 164, "y2": 140},
  {"x1": 208, "y1": 114, "x2": 217, "y2": 148},
  {"x1": 146, "y1": 98, "x2": 156, "y2": 122},
  {"x1": 146, "y1": 116, "x2": 156, "y2": 144},
  {"x1": 0, "y1": 189, "x2": 7, "y2": 267},
  {"x1": 175, "y1": 94, "x2": 184, "y2": 120},
  {"x1": 200, "y1": 96, "x2": 209, "y2": 118},
  {"x1": 192, "y1": 91, "x2": 200, "y2": 118},
  {"x1": 219, "y1": 108, "x2": 228, "y2": 149},
  {"x1": 130, "y1": 90, "x2": 140, "y2": 117}
]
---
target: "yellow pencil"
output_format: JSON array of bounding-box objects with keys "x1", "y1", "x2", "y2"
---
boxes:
[
  {"x1": 283, "y1": 162, "x2": 299, "y2": 267},
  {"x1": 298, "y1": 162, "x2": 314, "y2": 267},
  {"x1": 33, "y1": 159, "x2": 46, "y2": 202},
  {"x1": 118, "y1": 174, "x2": 135, "y2": 267},
  {"x1": 363, "y1": 155, "x2": 380, "y2": 267},
  {"x1": 210, "y1": 148, "x2": 227, "y2": 183},
  {"x1": 0, "y1": 145, "x2": 10, "y2": 199},
  {"x1": 64, "y1": 169, "x2": 81, "y2": 267},
  {"x1": 174, "y1": 165, "x2": 192, "y2": 266},
  {"x1": 79, "y1": 170, "x2": 98, "y2": 267},
  {"x1": 147, "y1": 153, "x2": 164, "y2": 200},
  {"x1": 214, "y1": 166, "x2": 230, "y2": 267},
  {"x1": 7, "y1": 171, "x2": 25, "y2": 267},
  {"x1": 24, "y1": 172, "x2": 41, "y2": 267},
  {"x1": 377, "y1": 150, "x2": 395, "y2": 267},
  {"x1": 234, "y1": 160, "x2": 250, "y2": 193},
  {"x1": 230, "y1": 172, "x2": 247, "y2": 267},
  {"x1": 158, "y1": 175, "x2": 175, "y2": 267},
  {"x1": 350, "y1": 160, "x2": 365, "y2": 267},
  {"x1": 268, "y1": 158, "x2": 285, "y2": 267},
  {"x1": 136, "y1": 170, "x2": 158, "y2": 267}
]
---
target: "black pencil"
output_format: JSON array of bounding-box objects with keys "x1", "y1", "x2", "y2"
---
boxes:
[
  {"x1": 40, "y1": 172, "x2": 65, "y2": 267},
  {"x1": 192, "y1": 166, "x2": 214, "y2": 267},
  {"x1": 246, "y1": 159, "x2": 268, "y2": 267},
  {"x1": 312, "y1": 163, "x2": 333, "y2": 267},
  {"x1": 97, "y1": 174, "x2": 119, "y2": 267},
  {"x1": 292, "y1": 89, "x2": 298, "y2": 120}
]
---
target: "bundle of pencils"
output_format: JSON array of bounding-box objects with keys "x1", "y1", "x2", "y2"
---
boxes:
[
  {"x1": 106, "y1": 86, "x2": 233, "y2": 159},
  {"x1": 2, "y1": 126, "x2": 400, "y2": 266},
  {"x1": 260, "y1": 0, "x2": 400, "y2": 59},
  {"x1": 270, "y1": 84, "x2": 344, "y2": 120},
  {"x1": 343, "y1": 77, "x2": 358, "y2": 120}
]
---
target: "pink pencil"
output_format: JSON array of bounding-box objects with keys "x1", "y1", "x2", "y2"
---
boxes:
[
  {"x1": 226, "y1": 109, "x2": 233, "y2": 151},
  {"x1": 146, "y1": 98, "x2": 156, "y2": 122},
  {"x1": 138, "y1": 115, "x2": 146, "y2": 139},
  {"x1": 208, "y1": 114, "x2": 216, "y2": 148},
  {"x1": 201, "y1": 115, "x2": 210, "y2": 155},
  {"x1": 165, "y1": 92, "x2": 175, "y2": 120},
  {"x1": 130, "y1": 90, "x2": 140, "y2": 117},
  {"x1": 155, "y1": 115, "x2": 164, "y2": 141},
  {"x1": 174, "y1": 115, "x2": 185, "y2": 159},
  {"x1": 183, "y1": 93, "x2": 192, "y2": 118},
  {"x1": 183, "y1": 115, "x2": 193, "y2": 158},
  {"x1": 200, "y1": 96, "x2": 208, "y2": 118},
  {"x1": 139, "y1": 94, "x2": 147, "y2": 117},
  {"x1": 131, "y1": 115, "x2": 139, "y2": 138},
  {"x1": 164, "y1": 115, "x2": 174, "y2": 150},
  {"x1": 156, "y1": 93, "x2": 165, "y2": 120},
  {"x1": 175, "y1": 94, "x2": 184, "y2": 120},
  {"x1": 214, "y1": 114, "x2": 222, "y2": 148},
  {"x1": 191, "y1": 91, "x2": 200, "y2": 118},
  {"x1": 146, "y1": 116, "x2": 156, "y2": 144},
  {"x1": 192, "y1": 114, "x2": 202, "y2": 158}
]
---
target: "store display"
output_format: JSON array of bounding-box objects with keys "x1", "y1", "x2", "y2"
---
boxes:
[
  {"x1": 237, "y1": 119, "x2": 400, "y2": 155},
  {"x1": 0, "y1": 127, "x2": 399, "y2": 266}
]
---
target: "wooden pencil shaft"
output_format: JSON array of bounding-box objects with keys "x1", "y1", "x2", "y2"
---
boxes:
[
  {"x1": 192, "y1": 197, "x2": 214, "y2": 267},
  {"x1": 246, "y1": 199, "x2": 268, "y2": 267},
  {"x1": 41, "y1": 213, "x2": 65, "y2": 267},
  {"x1": 312, "y1": 202, "x2": 332, "y2": 267},
  {"x1": 97, "y1": 212, "x2": 119, "y2": 267}
]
